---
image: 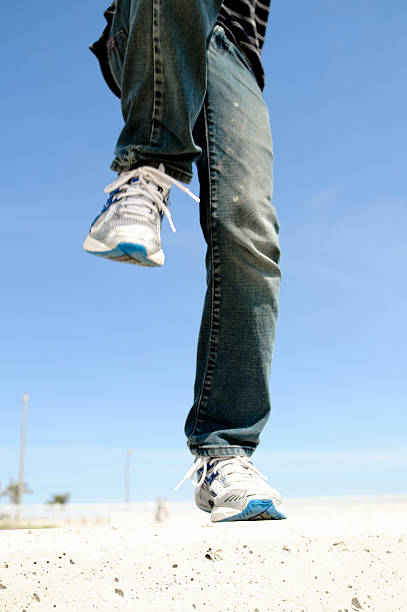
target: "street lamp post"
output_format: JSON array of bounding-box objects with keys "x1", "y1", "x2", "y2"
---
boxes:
[
  {"x1": 17, "y1": 393, "x2": 29, "y2": 505},
  {"x1": 125, "y1": 450, "x2": 133, "y2": 505}
]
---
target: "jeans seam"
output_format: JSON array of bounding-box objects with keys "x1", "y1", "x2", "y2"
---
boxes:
[
  {"x1": 151, "y1": 0, "x2": 163, "y2": 144},
  {"x1": 188, "y1": 103, "x2": 221, "y2": 440}
]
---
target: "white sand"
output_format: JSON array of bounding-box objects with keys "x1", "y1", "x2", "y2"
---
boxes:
[{"x1": 1, "y1": 495, "x2": 406, "y2": 612}]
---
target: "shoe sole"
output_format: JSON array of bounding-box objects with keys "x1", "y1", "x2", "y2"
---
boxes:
[
  {"x1": 83, "y1": 236, "x2": 164, "y2": 267},
  {"x1": 211, "y1": 499, "x2": 287, "y2": 523}
]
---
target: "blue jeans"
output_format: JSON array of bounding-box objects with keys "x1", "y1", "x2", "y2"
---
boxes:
[{"x1": 105, "y1": 0, "x2": 281, "y2": 457}]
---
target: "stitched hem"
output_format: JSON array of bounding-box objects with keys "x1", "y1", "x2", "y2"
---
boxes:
[
  {"x1": 110, "y1": 153, "x2": 193, "y2": 183},
  {"x1": 188, "y1": 445, "x2": 255, "y2": 458}
]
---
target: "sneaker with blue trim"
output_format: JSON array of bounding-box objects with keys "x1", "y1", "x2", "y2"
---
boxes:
[
  {"x1": 175, "y1": 456, "x2": 287, "y2": 522},
  {"x1": 83, "y1": 164, "x2": 199, "y2": 267}
]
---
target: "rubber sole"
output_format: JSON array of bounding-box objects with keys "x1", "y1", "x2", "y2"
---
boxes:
[
  {"x1": 83, "y1": 236, "x2": 164, "y2": 267},
  {"x1": 212, "y1": 499, "x2": 287, "y2": 523}
]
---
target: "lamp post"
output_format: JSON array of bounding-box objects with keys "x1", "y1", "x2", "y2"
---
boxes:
[
  {"x1": 125, "y1": 450, "x2": 133, "y2": 505},
  {"x1": 17, "y1": 393, "x2": 29, "y2": 505}
]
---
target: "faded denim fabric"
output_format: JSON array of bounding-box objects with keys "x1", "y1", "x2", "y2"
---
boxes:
[
  {"x1": 101, "y1": 3, "x2": 281, "y2": 457},
  {"x1": 186, "y1": 27, "x2": 280, "y2": 457},
  {"x1": 106, "y1": 0, "x2": 223, "y2": 183}
]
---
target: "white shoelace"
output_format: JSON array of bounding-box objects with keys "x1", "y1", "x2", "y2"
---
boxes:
[
  {"x1": 104, "y1": 165, "x2": 199, "y2": 233},
  {"x1": 174, "y1": 456, "x2": 268, "y2": 491}
]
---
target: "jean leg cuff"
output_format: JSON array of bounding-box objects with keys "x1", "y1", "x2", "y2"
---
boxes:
[
  {"x1": 111, "y1": 154, "x2": 193, "y2": 184},
  {"x1": 188, "y1": 445, "x2": 255, "y2": 458}
]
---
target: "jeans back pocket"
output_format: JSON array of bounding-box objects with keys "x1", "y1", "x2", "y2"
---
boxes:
[{"x1": 107, "y1": 28, "x2": 129, "y2": 91}]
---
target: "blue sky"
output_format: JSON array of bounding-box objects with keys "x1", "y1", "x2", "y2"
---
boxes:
[{"x1": 1, "y1": 1, "x2": 406, "y2": 504}]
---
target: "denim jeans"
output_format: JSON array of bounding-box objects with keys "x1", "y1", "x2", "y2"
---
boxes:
[
  {"x1": 104, "y1": 0, "x2": 281, "y2": 458},
  {"x1": 108, "y1": 0, "x2": 223, "y2": 182}
]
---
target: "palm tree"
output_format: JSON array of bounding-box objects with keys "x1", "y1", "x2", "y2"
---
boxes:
[
  {"x1": 46, "y1": 493, "x2": 70, "y2": 505},
  {"x1": 0, "y1": 477, "x2": 33, "y2": 504}
]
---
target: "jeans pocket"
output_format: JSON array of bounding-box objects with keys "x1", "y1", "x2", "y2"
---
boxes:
[
  {"x1": 107, "y1": 28, "x2": 128, "y2": 90},
  {"x1": 216, "y1": 27, "x2": 258, "y2": 88}
]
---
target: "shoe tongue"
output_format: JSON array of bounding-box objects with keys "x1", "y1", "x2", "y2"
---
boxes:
[
  {"x1": 134, "y1": 176, "x2": 163, "y2": 192},
  {"x1": 211, "y1": 457, "x2": 256, "y2": 481},
  {"x1": 122, "y1": 178, "x2": 160, "y2": 216},
  {"x1": 209, "y1": 456, "x2": 240, "y2": 471}
]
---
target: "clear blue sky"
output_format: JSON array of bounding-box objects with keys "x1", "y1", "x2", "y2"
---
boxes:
[{"x1": 1, "y1": 1, "x2": 406, "y2": 504}]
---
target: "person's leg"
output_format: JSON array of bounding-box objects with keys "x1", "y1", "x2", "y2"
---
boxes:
[
  {"x1": 107, "y1": 0, "x2": 223, "y2": 183},
  {"x1": 185, "y1": 25, "x2": 281, "y2": 458},
  {"x1": 84, "y1": 0, "x2": 222, "y2": 265}
]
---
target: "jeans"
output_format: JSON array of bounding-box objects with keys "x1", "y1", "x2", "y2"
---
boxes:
[
  {"x1": 108, "y1": 0, "x2": 223, "y2": 182},
  {"x1": 104, "y1": 0, "x2": 281, "y2": 458}
]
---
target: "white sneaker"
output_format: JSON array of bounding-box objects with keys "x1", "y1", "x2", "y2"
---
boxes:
[
  {"x1": 83, "y1": 164, "x2": 199, "y2": 267},
  {"x1": 175, "y1": 456, "x2": 287, "y2": 522}
]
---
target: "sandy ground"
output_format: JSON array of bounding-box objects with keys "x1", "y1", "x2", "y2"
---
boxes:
[{"x1": 0, "y1": 495, "x2": 406, "y2": 612}]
